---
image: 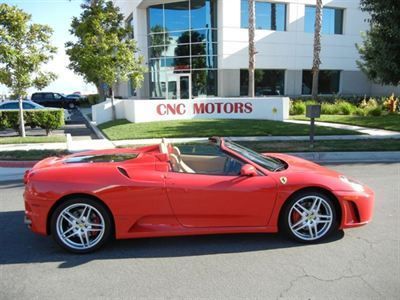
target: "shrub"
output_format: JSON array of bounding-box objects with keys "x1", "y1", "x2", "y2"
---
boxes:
[
  {"x1": 335, "y1": 100, "x2": 356, "y2": 115},
  {"x1": 367, "y1": 106, "x2": 382, "y2": 116},
  {"x1": 87, "y1": 94, "x2": 101, "y2": 105},
  {"x1": 359, "y1": 97, "x2": 379, "y2": 109},
  {"x1": 33, "y1": 110, "x2": 64, "y2": 135},
  {"x1": 353, "y1": 107, "x2": 368, "y2": 116},
  {"x1": 0, "y1": 109, "x2": 64, "y2": 135},
  {"x1": 383, "y1": 94, "x2": 399, "y2": 113},
  {"x1": 321, "y1": 102, "x2": 340, "y2": 115},
  {"x1": 290, "y1": 101, "x2": 306, "y2": 115}
]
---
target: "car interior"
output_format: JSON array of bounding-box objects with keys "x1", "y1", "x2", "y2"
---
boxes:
[{"x1": 159, "y1": 139, "x2": 244, "y2": 176}]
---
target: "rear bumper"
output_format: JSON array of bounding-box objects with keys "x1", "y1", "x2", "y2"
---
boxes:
[{"x1": 335, "y1": 187, "x2": 375, "y2": 229}]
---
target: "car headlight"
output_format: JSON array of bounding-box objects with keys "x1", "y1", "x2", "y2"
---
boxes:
[{"x1": 339, "y1": 175, "x2": 364, "y2": 192}]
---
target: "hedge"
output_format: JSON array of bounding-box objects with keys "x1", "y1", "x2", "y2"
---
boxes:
[
  {"x1": 290, "y1": 95, "x2": 399, "y2": 117},
  {"x1": 0, "y1": 109, "x2": 64, "y2": 135}
]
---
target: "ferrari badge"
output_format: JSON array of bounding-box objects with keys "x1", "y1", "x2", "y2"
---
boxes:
[{"x1": 280, "y1": 177, "x2": 287, "y2": 184}]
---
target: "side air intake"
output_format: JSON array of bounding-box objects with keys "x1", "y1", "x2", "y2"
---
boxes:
[{"x1": 117, "y1": 166, "x2": 130, "y2": 178}]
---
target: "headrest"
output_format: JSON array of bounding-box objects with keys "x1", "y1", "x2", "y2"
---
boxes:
[
  {"x1": 172, "y1": 146, "x2": 181, "y2": 157},
  {"x1": 159, "y1": 143, "x2": 168, "y2": 154}
]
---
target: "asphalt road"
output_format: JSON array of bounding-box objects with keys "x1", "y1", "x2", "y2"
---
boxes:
[{"x1": 0, "y1": 163, "x2": 399, "y2": 299}]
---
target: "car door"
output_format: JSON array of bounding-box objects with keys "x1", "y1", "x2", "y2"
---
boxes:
[
  {"x1": 43, "y1": 93, "x2": 54, "y2": 107},
  {"x1": 165, "y1": 154, "x2": 278, "y2": 228}
]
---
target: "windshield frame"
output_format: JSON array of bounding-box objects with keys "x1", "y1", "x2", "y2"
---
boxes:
[{"x1": 222, "y1": 139, "x2": 285, "y2": 172}]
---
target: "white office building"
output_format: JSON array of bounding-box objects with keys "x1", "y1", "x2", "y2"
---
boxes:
[{"x1": 113, "y1": 0, "x2": 400, "y2": 100}]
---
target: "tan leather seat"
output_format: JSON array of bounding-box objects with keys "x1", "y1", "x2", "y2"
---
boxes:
[
  {"x1": 169, "y1": 153, "x2": 195, "y2": 173},
  {"x1": 172, "y1": 146, "x2": 195, "y2": 173}
]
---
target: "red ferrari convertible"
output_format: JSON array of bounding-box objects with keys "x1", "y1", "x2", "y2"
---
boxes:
[{"x1": 24, "y1": 137, "x2": 374, "y2": 253}]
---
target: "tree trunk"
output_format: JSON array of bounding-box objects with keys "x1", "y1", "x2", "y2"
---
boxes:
[
  {"x1": 18, "y1": 96, "x2": 26, "y2": 138},
  {"x1": 312, "y1": 0, "x2": 323, "y2": 100},
  {"x1": 248, "y1": 0, "x2": 256, "y2": 98},
  {"x1": 110, "y1": 87, "x2": 116, "y2": 121},
  {"x1": 96, "y1": 80, "x2": 106, "y2": 102}
]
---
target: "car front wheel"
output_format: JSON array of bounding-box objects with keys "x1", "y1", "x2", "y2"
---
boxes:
[
  {"x1": 281, "y1": 191, "x2": 337, "y2": 243},
  {"x1": 51, "y1": 198, "x2": 112, "y2": 253}
]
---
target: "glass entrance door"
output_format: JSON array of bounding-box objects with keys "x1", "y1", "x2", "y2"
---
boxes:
[
  {"x1": 167, "y1": 74, "x2": 191, "y2": 99},
  {"x1": 178, "y1": 75, "x2": 191, "y2": 99}
]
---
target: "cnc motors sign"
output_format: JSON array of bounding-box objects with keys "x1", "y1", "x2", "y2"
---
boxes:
[
  {"x1": 92, "y1": 97, "x2": 290, "y2": 124},
  {"x1": 156, "y1": 101, "x2": 254, "y2": 116}
]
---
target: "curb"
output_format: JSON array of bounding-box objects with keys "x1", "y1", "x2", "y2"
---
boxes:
[
  {"x1": 292, "y1": 151, "x2": 400, "y2": 163},
  {"x1": 0, "y1": 160, "x2": 38, "y2": 168},
  {"x1": 78, "y1": 107, "x2": 108, "y2": 140}
]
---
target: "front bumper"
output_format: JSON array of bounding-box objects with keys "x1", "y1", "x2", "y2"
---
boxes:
[
  {"x1": 24, "y1": 189, "x2": 50, "y2": 236},
  {"x1": 335, "y1": 186, "x2": 375, "y2": 229}
]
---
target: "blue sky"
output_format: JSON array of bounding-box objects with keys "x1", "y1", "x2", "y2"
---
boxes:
[{"x1": 1, "y1": 0, "x2": 96, "y2": 96}]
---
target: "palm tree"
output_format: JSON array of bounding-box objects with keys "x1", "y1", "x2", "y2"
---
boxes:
[
  {"x1": 311, "y1": 0, "x2": 323, "y2": 100},
  {"x1": 248, "y1": 0, "x2": 255, "y2": 97}
]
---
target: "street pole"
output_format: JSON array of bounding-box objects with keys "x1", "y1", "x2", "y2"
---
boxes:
[
  {"x1": 18, "y1": 96, "x2": 26, "y2": 138},
  {"x1": 310, "y1": 117, "x2": 315, "y2": 148}
]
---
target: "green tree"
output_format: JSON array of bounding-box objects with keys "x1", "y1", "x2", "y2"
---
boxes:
[
  {"x1": 0, "y1": 4, "x2": 57, "y2": 137},
  {"x1": 357, "y1": 0, "x2": 400, "y2": 86},
  {"x1": 66, "y1": 0, "x2": 146, "y2": 120}
]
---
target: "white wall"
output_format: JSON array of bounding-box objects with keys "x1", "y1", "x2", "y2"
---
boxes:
[
  {"x1": 219, "y1": 0, "x2": 368, "y2": 71},
  {"x1": 92, "y1": 97, "x2": 290, "y2": 124}
]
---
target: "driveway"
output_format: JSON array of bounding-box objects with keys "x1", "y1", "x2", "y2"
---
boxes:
[{"x1": 0, "y1": 163, "x2": 398, "y2": 299}]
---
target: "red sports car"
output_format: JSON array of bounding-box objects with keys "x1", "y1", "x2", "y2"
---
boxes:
[{"x1": 24, "y1": 137, "x2": 374, "y2": 253}]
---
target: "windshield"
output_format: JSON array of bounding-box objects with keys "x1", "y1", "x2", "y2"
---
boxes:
[{"x1": 224, "y1": 140, "x2": 285, "y2": 172}]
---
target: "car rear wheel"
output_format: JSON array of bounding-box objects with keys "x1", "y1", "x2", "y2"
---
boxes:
[
  {"x1": 51, "y1": 198, "x2": 112, "y2": 253},
  {"x1": 281, "y1": 191, "x2": 337, "y2": 243},
  {"x1": 68, "y1": 102, "x2": 75, "y2": 109}
]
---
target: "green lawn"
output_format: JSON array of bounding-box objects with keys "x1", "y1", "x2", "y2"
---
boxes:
[
  {"x1": 0, "y1": 135, "x2": 66, "y2": 144},
  {"x1": 0, "y1": 149, "x2": 69, "y2": 161},
  {"x1": 292, "y1": 114, "x2": 400, "y2": 132},
  {"x1": 99, "y1": 119, "x2": 360, "y2": 140},
  {"x1": 238, "y1": 139, "x2": 400, "y2": 152}
]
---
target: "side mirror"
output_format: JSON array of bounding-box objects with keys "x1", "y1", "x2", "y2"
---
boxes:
[{"x1": 240, "y1": 164, "x2": 258, "y2": 177}]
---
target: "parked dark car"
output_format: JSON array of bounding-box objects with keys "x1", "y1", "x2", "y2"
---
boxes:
[{"x1": 31, "y1": 92, "x2": 79, "y2": 109}]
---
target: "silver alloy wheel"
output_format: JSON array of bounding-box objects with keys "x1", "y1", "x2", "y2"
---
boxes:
[
  {"x1": 56, "y1": 203, "x2": 105, "y2": 250},
  {"x1": 288, "y1": 195, "x2": 333, "y2": 241}
]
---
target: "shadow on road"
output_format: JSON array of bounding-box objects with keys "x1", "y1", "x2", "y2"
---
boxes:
[{"x1": 0, "y1": 210, "x2": 345, "y2": 268}]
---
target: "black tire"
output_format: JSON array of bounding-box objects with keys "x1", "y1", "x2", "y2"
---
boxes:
[
  {"x1": 50, "y1": 198, "x2": 112, "y2": 254},
  {"x1": 280, "y1": 190, "x2": 338, "y2": 243}
]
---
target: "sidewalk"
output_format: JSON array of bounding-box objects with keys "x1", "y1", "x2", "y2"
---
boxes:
[{"x1": 284, "y1": 119, "x2": 400, "y2": 136}]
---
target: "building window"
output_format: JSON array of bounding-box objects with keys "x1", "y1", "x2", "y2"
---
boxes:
[
  {"x1": 304, "y1": 6, "x2": 344, "y2": 35},
  {"x1": 126, "y1": 14, "x2": 134, "y2": 39},
  {"x1": 240, "y1": 69, "x2": 285, "y2": 96},
  {"x1": 148, "y1": 0, "x2": 218, "y2": 99},
  {"x1": 241, "y1": 0, "x2": 286, "y2": 31},
  {"x1": 302, "y1": 70, "x2": 341, "y2": 94}
]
